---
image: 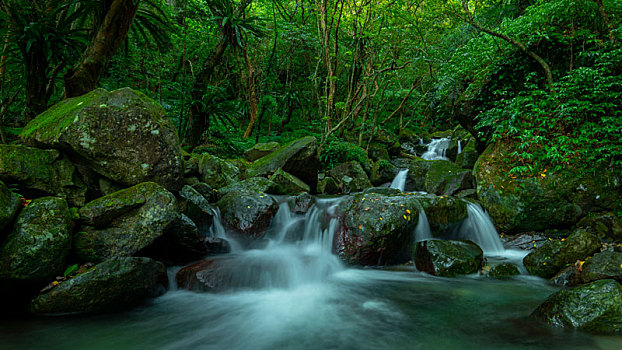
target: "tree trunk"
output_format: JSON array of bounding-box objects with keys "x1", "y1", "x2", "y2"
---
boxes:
[
  {"x1": 24, "y1": 47, "x2": 51, "y2": 121},
  {"x1": 64, "y1": 0, "x2": 140, "y2": 98},
  {"x1": 242, "y1": 47, "x2": 258, "y2": 138},
  {"x1": 593, "y1": 0, "x2": 617, "y2": 45}
]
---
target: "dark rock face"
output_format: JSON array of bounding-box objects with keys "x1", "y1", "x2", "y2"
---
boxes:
[
  {"x1": 523, "y1": 229, "x2": 601, "y2": 278},
  {"x1": 550, "y1": 266, "x2": 584, "y2": 287},
  {"x1": 0, "y1": 145, "x2": 86, "y2": 206},
  {"x1": 414, "y1": 240, "x2": 484, "y2": 277},
  {"x1": 532, "y1": 279, "x2": 622, "y2": 334},
  {"x1": 335, "y1": 193, "x2": 420, "y2": 265},
  {"x1": 30, "y1": 257, "x2": 168, "y2": 315},
  {"x1": 75, "y1": 182, "x2": 180, "y2": 263},
  {"x1": 246, "y1": 136, "x2": 320, "y2": 190},
  {"x1": 0, "y1": 197, "x2": 72, "y2": 284},
  {"x1": 20, "y1": 88, "x2": 184, "y2": 191},
  {"x1": 216, "y1": 190, "x2": 278, "y2": 239},
  {"x1": 489, "y1": 263, "x2": 520, "y2": 278},
  {"x1": 317, "y1": 176, "x2": 340, "y2": 195},
  {"x1": 328, "y1": 161, "x2": 373, "y2": 194},
  {"x1": 142, "y1": 214, "x2": 209, "y2": 265},
  {"x1": 406, "y1": 158, "x2": 432, "y2": 191},
  {"x1": 0, "y1": 180, "x2": 20, "y2": 234},
  {"x1": 179, "y1": 185, "x2": 214, "y2": 235},
  {"x1": 244, "y1": 142, "x2": 279, "y2": 162}
]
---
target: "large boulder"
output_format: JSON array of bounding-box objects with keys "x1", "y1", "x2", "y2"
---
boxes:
[
  {"x1": 216, "y1": 190, "x2": 278, "y2": 239},
  {"x1": 406, "y1": 158, "x2": 432, "y2": 191},
  {"x1": 416, "y1": 194, "x2": 468, "y2": 235},
  {"x1": 246, "y1": 136, "x2": 320, "y2": 190},
  {"x1": 20, "y1": 88, "x2": 184, "y2": 191},
  {"x1": 523, "y1": 229, "x2": 601, "y2": 278},
  {"x1": 75, "y1": 182, "x2": 180, "y2": 263},
  {"x1": 424, "y1": 160, "x2": 473, "y2": 196},
  {"x1": 328, "y1": 161, "x2": 372, "y2": 194},
  {"x1": 455, "y1": 139, "x2": 479, "y2": 169},
  {"x1": 335, "y1": 193, "x2": 420, "y2": 265},
  {"x1": 269, "y1": 168, "x2": 310, "y2": 194},
  {"x1": 0, "y1": 180, "x2": 20, "y2": 234},
  {"x1": 370, "y1": 160, "x2": 397, "y2": 186},
  {"x1": 474, "y1": 140, "x2": 622, "y2": 233},
  {"x1": 0, "y1": 197, "x2": 72, "y2": 284},
  {"x1": 30, "y1": 257, "x2": 168, "y2": 315},
  {"x1": 531, "y1": 279, "x2": 622, "y2": 334},
  {"x1": 0, "y1": 145, "x2": 86, "y2": 206},
  {"x1": 576, "y1": 212, "x2": 622, "y2": 241},
  {"x1": 196, "y1": 154, "x2": 240, "y2": 189},
  {"x1": 216, "y1": 177, "x2": 282, "y2": 199},
  {"x1": 414, "y1": 240, "x2": 484, "y2": 277},
  {"x1": 580, "y1": 251, "x2": 622, "y2": 284},
  {"x1": 244, "y1": 142, "x2": 279, "y2": 162}
]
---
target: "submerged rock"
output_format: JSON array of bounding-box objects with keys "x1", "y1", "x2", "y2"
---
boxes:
[
  {"x1": 532, "y1": 279, "x2": 622, "y2": 334},
  {"x1": 488, "y1": 263, "x2": 520, "y2": 278},
  {"x1": 20, "y1": 88, "x2": 184, "y2": 191},
  {"x1": 335, "y1": 193, "x2": 420, "y2": 265},
  {"x1": 30, "y1": 257, "x2": 168, "y2": 315},
  {"x1": 414, "y1": 239, "x2": 484, "y2": 277},
  {"x1": 216, "y1": 190, "x2": 278, "y2": 239},
  {"x1": 0, "y1": 197, "x2": 72, "y2": 284},
  {"x1": 523, "y1": 229, "x2": 601, "y2": 278},
  {"x1": 75, "y1": 182, "x2": 179, "y2": 263},
  {"x1": 328, "y1": 161, "x2": 372, "y2": 194},
  {"x1": 176, "y1": 258, "x2": 223, "y2": 292},
  {"x1": 0, "y1": 145, "x2": 86, "y2": 206},
  {"x1": 0, "y1": 180, "x2": 20, "y2": 234}
]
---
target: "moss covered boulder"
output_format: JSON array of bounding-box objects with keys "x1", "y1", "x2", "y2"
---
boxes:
[
  {"x1": 335, "y1": 193, "x2": 420, "y2": 265},
  {"x1": 75, "y1": 182, "x2": 180, "y2": 263},
  {"x1": 455, "y1": 139, "x2": 479, "y2": 169},
  {"x1": 406, "y1": 158, "x2": 432, "y2": 191},
  {"x1": 0, "y1": 145, "x2": 86, "y2": 206},
  {"x1": 0, "y1": 197, "x2": 72, "y2": 284},
  {"x1": 20, "y1": 88, "x2": 184, "y2": 191},
  {"x1": 474, "y1": 140, "x2": 622, "y2": 233},
  {"x1": 197, "y1": 154, "x2": 240, "y2": 189},
  {"x1": 269, "y1": 168, "x2": 310, "y2": 194},
  {"x1": 414, "y1": 240, "x2": 484, "y2": 277},
  {"x1": 328, "y1": 161, "x2": 372, "y2": 194},
  {"x1": 424, "y1": 160, "x2": 473, "y2": 196},
  {"x1": 415, "y1": 194, "x2": 468, "y2": 235},
  {"x1": 0, "y1": 180, "x2": 20, "y2": 234},
  {"x1": 576, "y1": 212, "x2": 622, "y2": 241},
  {"x1": 523, "y1": 229, "x2": 601, "y2": 278},
  {"x1": 317, "y1": 176, "x2": 340, "y2": 195},
  {"x1": 30, "y1": 257, "x2": 167, "y2": 315},
  {"x1": 216, "y1": 190, "x2": 278, "y2": 239},
  {"x1": 532, "y1": 279, "x2": 622, "y2": 334},
  {"x1": 370, "y1": 160, "x2": 397, "y2": 186},
  {"x1": 246, "y1": 136, "x2": 320, "y2": 190},
  {"x1": 489, "y1": 263, "x2": 521, "y2": 278},
  {"x1": 244, "y1": 142, "x2": 279, "y2": 162},
  {"x1": 580, "y1": 251, "x2": 622, "y2": 284},
  {"x1": 217, "y1": 176, "x2": 283, "y2": 199}
]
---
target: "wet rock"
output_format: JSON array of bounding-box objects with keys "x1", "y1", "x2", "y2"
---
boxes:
[
  {"x1": 455, "y1": 139, "x2": 479, "y2": 169},
  {"x1": 424, "y1": 160, "x2": 473, "y2": 196},
  {"x1": 269, "y1": 168, "x2": 310, "y2": 195},
  {"x1": 30, "y1": 257, "x2": 168, "y2": 315},
  {"x1": 335, "y1": 193, "x2": 420, "y2": 265},
  {"x1": 328, "y1": 161, "x2": 372, "y2": 194},
  {"x1": 75, "y1": 182, "x2": 180, "y2": 263},
  {"x1": 0, "y1": 180, "x2": 20, "y2": 234},
  {"x1": 370, "y1": 160, "x2": 397, "y2": 186},
  {"x1": 576, "y1": 212, "x2": 622, "y2": 241},
  {"x1": 179, "y1": 185, "x2": 214, "y2": 235},
  {"x1": 523, "y1": 229, "x2": 601, "y2": 278},
  {"x1": 363, "y1": 187, "x2": 403, "y2": 196},
  {"x1": 489, "y1": 263, "x2": 520, "y2": 278},
  {"x1": 246, "y1": 136, "x2": 320, "y2": 190},
  {"x1": 217, "y1": 177, "x2": 283, "y2": 199},
  {"x1": 289, "y1": 192, "x2": 315, "y2": 214},
  {"x1": 550, "y1": 266, "x2": 583, "y2": 287},
  {"x1": 216, "y1": 190, "x2": 278, "y2": 239},
  {"x1": 406, "y1": 158, "x2": 432, "y2": 191},
  {"x1": 414, "y1": 239, "x2": 484, "y2": 277},
  {"x1": 503, "y1": 232, "x2": 550, "y2": 250},
  {"x1": 191, "y1": 182, "x2": 217, "y2": 203},
  {"x1": 317, "y1": 176, "x2": 340, "y2": 195},
  {"x1": 204, "y1": 237, "x2": 231, "y2": 255},
  {"x1": 20, "y1": 88, "x2": 184, "y2": 191},
  {"x1": 244, "y1": 142, "x2": 279, "y2": 162},
  {"x1": 142, "y1": 214, "x2": 209, "y2": 265},
  {"x1": 581, "y1": 251, "x2": 622, "y2": 284},
  {"x1": 0, "y1": 197, "x2": 72, "y2": 284},
  {"x1": 0, "y1": 144, "x2": 86, "y2": 206},
  {"x1": 176, "y1": 258, "x2": 223, "y2": 292},
  {"x1": 416, "y1": 194, "x2": 468, "y2": 235},
  {"x1": 532, "y1": 279, "x2": 622, "y2": 334},
  {"x1": 197, "y1": 154, "x2": 240, "y2": 189}
]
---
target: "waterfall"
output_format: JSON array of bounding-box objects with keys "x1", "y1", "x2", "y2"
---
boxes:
[
  {"x1": 390, "y1": 169, "x2": 409, "y2": 191},
  {"x1": 456, "y1": 203, "x2": 504, "y2": 255},
  {"x1": 421, "y1": 138, "x2": 450, "y2": 160},
  {"x1": 209, "y1": 208, "x2": 243, "y2": 252},
  {"x1": 457, "y1": 140, "x2": 462, "y2": 154},
  {"x1": 414, "y1": 209, "x2": 432, "y2": 242}
]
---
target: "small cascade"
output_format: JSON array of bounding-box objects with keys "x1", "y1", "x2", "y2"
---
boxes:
[
  {"x1": 390, "y1": 169, "x2": 409, "y2": 191},
  {"x1": 421, "y1": 138, "x2": 450, "y2": 160},
  {"x1": 456, "y1": 203, "x2": 504, "y2": 255},
  {"x1": 457, "y1": 140, "x2": 462, "y2": 154},
  {"x1": 414, "y1": 209, "x2": 432, "y2": 242},
  {"x1": 209, "y1": 208, "x2": 243, "y2": 252}
]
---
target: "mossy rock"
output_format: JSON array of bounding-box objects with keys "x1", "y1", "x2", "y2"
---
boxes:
[
  {"x1": 576, "y1": 212, "x2": 622, "y2": 241},
  {"x1": 580, "y1": 251, "x2": 622, "y2": 284},
  {"x1": 0, "y1": 144, "x2": 86, "y2": 206},
  {"x1": 75, "y1": 182, "x2": 180, "y2": 263},
  {"x1": 0, "y1": 180, "x2": 20, "y2": 234},
  {"x1": 424, "y1": 160, "x2": 473, "y2": 196},
  {"x1": 246, "y1": 136, "x2": 320, "y2": 190},
  {"x1": 0, "y1": 197, "x2": 72, "y2": 284},
  {"x1": 216, "y1": 190, "x2": 278, "y2": 239},
  {"x1": 367, "y1": 144, "x2": 390, "y2": 161},
  {"x1": 328, "y1": 161, "x2": 372, "y2": 194},
  {"x1": 474, "y1": 140, "x2": 622, "y2": 233},
  {"x1": 523, "y1": 229, "x2": 602, "y2": 278},
  {"x1": 30, "y1": 257, "x2": 168, "y2": 315},
  {"x1": 269, "y1": 168, "x2": 310, "y2": 195},
  {"x1": 335, "y1": 193, "x2": 420, "y2": 265},
  {"x1": 317, "y1": 176, "x2": 340, "y2": 195},
  {"x1": 414, "y1": 239, "x2": 484, "y2": 277},
  {"x1": 244, "y1": 142, "x2": 279, "y2": 162},
  {"x1": 21, "y1": 88, "x2": 184, "y2": 191},
  {"x1": 489, "y1": 263, "x2": 520, "y2": 278},
  {"x1": 370, "y1": 160, "x2": 397, "y2": 186},
  {"x1": 406, "y1": 158, "x2": 433, "y2": 191},
  {"x1": 531, "y1": 279, "x2": 622, "y2": 334},
  {"x1": 196, "y1": 154, "x2": 240, "y2": 189},
  {"x1": 416, "y1": 194, "x2": 468, "y2": 235},
  {"x1": 217, "y1": 176, "x2": 284, "y2": 199},
  {"x1": 455, "y1": 139, "x2": 479, "y2": 169}
]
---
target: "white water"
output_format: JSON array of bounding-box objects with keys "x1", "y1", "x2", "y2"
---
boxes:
[
  {"x1": 414, "y1": 210, "x2": 432, "y2": 242},
  {"x1": 421, "y1": 138, "x2": 450, "y2": 160},
  {"x1": 456, "y1": 203, "x2": 505, "y2": 255},
  {"x1": 390, "y1": 169, "x2": 409, "y2": 191},
  {"x1": 457, "y1": 140, "x2": 462, "y2": 154}
]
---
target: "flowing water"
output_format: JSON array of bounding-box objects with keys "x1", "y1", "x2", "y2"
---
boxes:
[
  {"x1": 1, "y1": 198, "x2": 621, "y2": 350},
  {"x1": 422, "y1": 138, "x2": 450, "y2": 160},
  {"x1": 390, "y1": 169, "x2": 409, "y2": 191}
]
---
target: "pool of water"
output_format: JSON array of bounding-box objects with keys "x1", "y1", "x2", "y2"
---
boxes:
[{"x1": 2, "y1": 269, "x2": 621, "y2": 350}]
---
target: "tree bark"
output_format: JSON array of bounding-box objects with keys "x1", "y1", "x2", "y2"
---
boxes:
[
  {"x1": 242, "y1": 46, "x2": 258, "y2": 138},
  {"x1": 64, "y1": 0, "x2": 140, "y2": 98}
]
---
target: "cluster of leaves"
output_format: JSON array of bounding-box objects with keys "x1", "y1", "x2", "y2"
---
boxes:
[{"x1": 320, "y1": 139, "x2": 367, "y2": 170}]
